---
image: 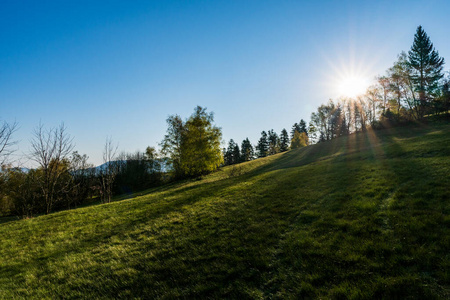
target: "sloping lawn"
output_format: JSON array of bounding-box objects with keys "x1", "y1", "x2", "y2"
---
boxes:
[{"x1": 1, "y1": 123, "x2": 449, "y2": 298}]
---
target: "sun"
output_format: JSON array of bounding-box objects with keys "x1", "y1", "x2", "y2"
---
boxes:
[{"x1": 337, "y1": 76, "x2": 369, "y2": 98}]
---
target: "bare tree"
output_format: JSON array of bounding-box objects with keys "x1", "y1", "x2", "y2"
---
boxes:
[
  {"x1": 0, "y1": 120, "x2": 18, "y2": 165},
  {"x1": 30, "y1": 123, "x2": 75, "y2": 214},
  {"x1": 100, "y1": 137, "x2": 118, "y2": 203}
]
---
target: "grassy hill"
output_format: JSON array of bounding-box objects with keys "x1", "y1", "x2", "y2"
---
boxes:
[{"x1": 1, "y1": 122, "x2": 449, "y2": 299}]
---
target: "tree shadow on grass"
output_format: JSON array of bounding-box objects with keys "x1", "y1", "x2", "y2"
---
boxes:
[{"x1": 2, "y1": 123, "x2": 449, "y2": 298}]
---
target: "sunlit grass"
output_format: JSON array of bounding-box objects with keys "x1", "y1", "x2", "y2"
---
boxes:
[{"x1": 0, "y1": 122, "x2": 449, "y2": 298}]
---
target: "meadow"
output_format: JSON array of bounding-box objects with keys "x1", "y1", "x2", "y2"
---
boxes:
[{"x1": 0, "y1": 122, "x2": 449, "y2": 299}]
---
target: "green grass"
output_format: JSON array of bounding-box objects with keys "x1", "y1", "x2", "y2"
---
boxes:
[{"x1": 1, "y1": 122, "x2": 449, "y2": 299}]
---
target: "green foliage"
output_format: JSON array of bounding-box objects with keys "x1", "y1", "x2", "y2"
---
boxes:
[
  {"x1": 290, "y1": 122, "x2": 300, "y2": 139},
  {"x1": 279, "y1": 129, "x2": 289, "y2": 152},
  {"x1": 1, "y1": 122, "x2": 449, "y2": 298},
  {"x1": 2, "y1": 168, "x2": 41, "y2": 217},
  {"x1": 114, "y1": 150, "x2": 162, "y2": 195},
  {"x1": 161, "y1": 106, "x2": 223, "y2": 178},
  {"x1": 224, "y1": 139, "x2": 240, "y2": 165},
  {"x1": 299, "y1": 119, "x2": 308, "y2": 135},
  {"x1": 408, "y1": 26, "x2": 445, "y2": 116},
  {"x1": 290, "y1": 130, "x2": 308, "y2": 149},
  {"x1": 160, "y1": 115, "x2": 184, "y2": 175},
  {"x1": 267, "y1": 129, "x2": 279, "y2": 155},
  {"x1": 256, "y1": 131, "x2": 268, "y2": 157},
  {"x1": 240, "y1": 138, "x2": 254, "y2": 162}
]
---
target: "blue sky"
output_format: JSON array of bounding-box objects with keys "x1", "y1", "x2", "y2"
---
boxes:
[{"x1": 1, "y1": 0, "x2": 449, "y2": 166}]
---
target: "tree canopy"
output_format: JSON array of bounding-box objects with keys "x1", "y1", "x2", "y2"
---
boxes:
[{"x1": 161, "y1": 106, "x2": 223, "y2": 178}]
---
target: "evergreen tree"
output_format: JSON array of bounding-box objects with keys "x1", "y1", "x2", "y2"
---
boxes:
[
  {"x1": 279, "y1": 129, "x2": 289, "y2": 152},
  {"x1": 408, "y1": 25, "x2": 445, "y2": 117},
  {"x1": 240, "y1": 138, "x2": 254, "y2": 161},
  {"x1": 256, "y1": 131, "x2": 268, "y2": 158},
  {"x1": 290, "y1": 123, "x2": 301, "y2": 140},
  {"x1": 299, "y1": 119, "x2": 308, "y2": 135},
  {"x1": 267, "y1": 129, "x2": 279, "y2": 155},
  {"x1": 232, "y1": 144, "x2": 241, "y2": 164},
  {"x1": 224, "y1": 139, "x2": 236, "y2": 165}
]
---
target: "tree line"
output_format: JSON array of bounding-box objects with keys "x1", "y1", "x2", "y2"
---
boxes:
[
  {"x1": 0, "y1": 106, "x2": 223, "y2": 217},
  {"x1": 308, "y1": 26, "x2": 449, "y2": 143},
  {"x1": 0, "y1": 123, "x2": 164, "y2": 217},
  {"x1": 222, "y1": 119, "x2": 309, "y2": 166},
  {"x1": 0, "y1": 26, "x2": 448, "y2": 218}
]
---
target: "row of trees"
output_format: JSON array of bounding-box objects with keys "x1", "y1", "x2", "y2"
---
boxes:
[
  {"x1": 1, "y1": 104, "x2": 312, "y2": 217},
  {"x1": 0, "y1": 124, "x2": 163, "y2": 217},
  {"x1": 309, "y1": 26, "x2": 449, "y2": 142},
  {"x1": 1, "y1": 26, "x2": 447, "y2": 218},
  {"x1": 378, "y1": 25, "x2": 448, "y2": 120},
  {"x1": 223, "y1": 119, "x2": 309, "y2": 166},
  {"x1": 1, "y1": 106, "x2": 224, "y2": 217}
]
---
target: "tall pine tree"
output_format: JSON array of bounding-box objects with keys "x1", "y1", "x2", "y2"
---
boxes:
[
  {"x1": 224, "y1": 139, "x2": 236, "y2": 165},
  {"x1": 241, "y1": 138, "x2": 254, "y2": 161},
  {"x1": 408, "y1": 26, "x2": 445, "y2": 117},
  {"x1": 299, "y1": 119, "x2": 308, "y2": 135},
  {"x1": 256, "y1": 131, "x2": 268, "y2": 158},
  {"x1": 232, "y1": 144, "x2": 241, "y2": 164},
  {"x1": 290, "y1": 123, "x2": 301, "y2": 140},
  {"x1": 279, "y1": 129, "x2": 289, "y2": 152},
  {"x1": 267, "y1": 129, "x2": 279, "y2": 155}
]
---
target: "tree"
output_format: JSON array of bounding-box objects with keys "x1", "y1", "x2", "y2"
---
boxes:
[
  {"x1": 240, "y1": 138, "x2": 254, "y2": 161},
  {"x1": 308, "y1": 121, "x2": 318, "y2": 144},
  {"x1": 310, "y1": 101, "x2": 334, "y2": 141},
  {"x1": 100, "y1": 137, "x2": 118, "y2": 203},
  {"x1": 439, "y1": 76, "x2": 450, "y2": 116},
  {"x1": 224, "y1": 139, "x2": 237, "y2": 165},
  {"x1": 377, "y1": 76, "x2": 390, "y2": 114},
  {"x1": 0, "y1": 120, "x2": 18, "y2": 165},
  {"x1": 3, "y1": 168, "x2": 40, "y2": 218},
  {"x1": 291, "y1": 131, "x2": 308, "y2": 149},
  {"x1": 408, "y1": 25, "x2": 445, "y2": 118},
  {"x1": 232, "y1": 143, "x2": 241, "y2": 164},
  {"x1": 114, "y1": 149, "x2": 161, "y2": 195},
  {"x1": 267, "y1": 129, "x2": 279, "y2": 155},
  {"x1": 144, "y1": 146, "x2": 163, "y2": 182},
  {"x1": 160, "y1": 115, "x2": 184, "y2": 176},
  {"x1": 161, "y1": 106, "x2": 223, "y2": 178},
  {"x1": 30, "y1": 123, "x2": 75, "y2": 214},
  {"x1": 290, "y1": 123, "x2": 300, "y2": 140},
  {"x1": 256, "y1": 131, "x2": 268, "y2": 158},
  {"x1": 365, "y1": 85, "x2": 382, "y2": 124},
  {"x1": 299, "y1": 119, "x2": 308, "y2": 135},
  {"x1": 279, "y1": 129, "x2": 289, "y2": 152}
]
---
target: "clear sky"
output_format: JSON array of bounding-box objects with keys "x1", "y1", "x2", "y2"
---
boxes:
[{"x1": 1, "y1": 0, "x2": 449, "y2": 166}]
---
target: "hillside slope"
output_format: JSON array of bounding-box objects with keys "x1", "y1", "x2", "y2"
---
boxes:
[{"x1": 1, "y1": 123, "x2": 449, "y2": 299}]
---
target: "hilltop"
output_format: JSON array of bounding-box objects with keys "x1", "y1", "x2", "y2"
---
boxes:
[{"x1": 0, "y1": 122, "x2": 449, "y2": 298}]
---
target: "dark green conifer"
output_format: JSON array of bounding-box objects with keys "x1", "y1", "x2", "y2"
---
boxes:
[
  {"x1": 279, "y1": 129, "x2": 289, "y2": 152},
  {"x1": 408, "y1": 26, "x2": 445, "y2": 116}
]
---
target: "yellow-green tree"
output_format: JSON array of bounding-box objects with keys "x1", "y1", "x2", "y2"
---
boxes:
[
  {"x1": 161, "y1": 106, "x2": 223, "y2": 178},
  {"x1": 290, "y1": 131, "x2": 308, "y2": 149}
]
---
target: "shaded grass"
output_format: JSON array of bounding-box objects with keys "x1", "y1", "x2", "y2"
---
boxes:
[{"x1": 0, "y1": 123, "x2": 449, "y2": 298}]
